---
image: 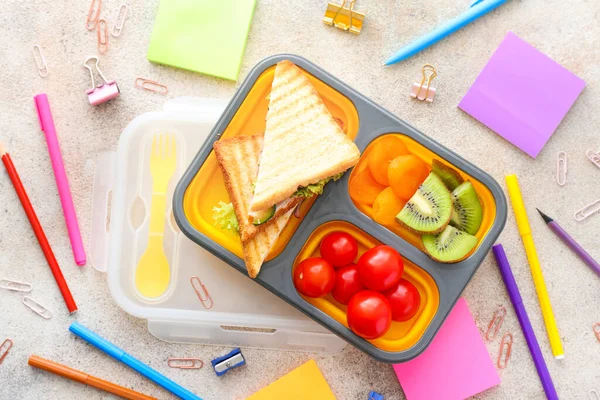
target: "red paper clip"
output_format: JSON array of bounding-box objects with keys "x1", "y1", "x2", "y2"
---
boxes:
[
  {"x1": 190, "y1": 276, "x2": 213, "y2": 309},
  {"x1": 0, "y1": 339, "x2": 13, "y2": 364},
  {"x1": 497, "y1": 333, "x2": 513, "y2": 369},
  {"x1": 485, "y1": 305, "x2": 506, "y2": 341},
  {"x1": 593, "y1": 323, "x2": 600, "y2": 343},
  {"x1": 168, "y1": 358, "x2": 204, "y2": 370}
]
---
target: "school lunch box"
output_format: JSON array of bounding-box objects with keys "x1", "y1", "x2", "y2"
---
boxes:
[
  {"x1": 89, "y1": 97, "x2": 347, "y2": 353},
  {"x1": 173, "y1": 55, "x2": 508, "y2": 363}
]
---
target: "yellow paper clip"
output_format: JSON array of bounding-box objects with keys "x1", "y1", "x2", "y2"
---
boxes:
[
  {"x1": 323, "y1": 1, "x2": 365, "y2": 35},
  {"x1": 410, "y1": 64, "x2": 437, "y2": 102}
]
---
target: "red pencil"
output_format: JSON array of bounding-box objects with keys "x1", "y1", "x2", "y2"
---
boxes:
[{"x1": 0, "y1": 142, "x2": 77, "y2": 313}]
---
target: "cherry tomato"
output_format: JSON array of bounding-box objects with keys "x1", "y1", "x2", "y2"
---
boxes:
[
  {"x1": 357, "y1": 245, "x2": 404, "y2": 291},
  {"x1": 331, "y1": 264, "x2": 365, "y2": 305},
  {"x1": 383, "y1": 279, "x2": 421, "y2": 322},
  {"x1": 346, "y1": 291, "x2": 392, "y2": 339},
  {"x1": 320, "y1": 231, "x2": 359, "y2": 267},
  {"x1": 293, "y1": 257, "x2": 335, "y2": 298}
]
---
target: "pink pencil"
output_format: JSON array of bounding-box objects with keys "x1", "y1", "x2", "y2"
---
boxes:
[{"x1": 34, "y1": 94, "x2": 86, "y2": 266}]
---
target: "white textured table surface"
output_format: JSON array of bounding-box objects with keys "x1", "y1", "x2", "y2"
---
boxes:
[{"x1": 1, "y1": 1, "x2": 599, "y2": 399}]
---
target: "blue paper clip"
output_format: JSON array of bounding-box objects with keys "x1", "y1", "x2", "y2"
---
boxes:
[
  {"x1": 211, "y1": 348, "x2": 245, "y2": 377},
  {"x1": 368, "y1": 391, "x2": 384, "y2": 400}
]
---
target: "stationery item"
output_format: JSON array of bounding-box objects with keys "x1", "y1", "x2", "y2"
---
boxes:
[
  {"x1": 556, "y1": 151, "x2": 567, "y2": 186},
  {"x1": 22, "y1": 296, "x2": 52, "y2": 319},
  {"x1": 497, "y1": 333, "x2": 513, "y2": 369},
  {"x1": 211, "y1": 348, "x2": 245, "y2": 377},
  {"x1": 97, "y1": 19, "x2": 108, "y2": 53},
  {"x1": 393, "y1": 298, "x2": 500, "y2": 400},
  {"x1": 323, "y1": 0, "x2": 365, "y2": 35},
  {"x1": 135, "y1": 134, "x2": 177, "y2": 299},
  {"x1": 384, "y1": 0, "x2": 507, "y2": 65},
  {"x1": 459, "y1": 32, "x2": 586, "y2": 158},
  {"x1": 485, "y1": 305, "x2": 506, "y2": 341},
  {"x1": 0, "y1": 339, "x2": 13, "y2": 364},
  {"x1": 537, "y1": 209, "x2": 600, "y2": 278},
  {"x1": 86, "y1": 0, "x2": 102, "y2": 30},
  {"x1": 0, "y1": 278, "x2": 32, "y2": 292},
  {"x1": 591, "y1": 390, "x2": 600, "y2": 400},
  {"x1": 134, "y1": 78, "x2": 168, "y2": 95},
  {"x1": 168, "y1": 358, "x2": 204, "y2": 370},
  {"x1": 190, "y1": 276, "x2": 213, "y2": 309},
  {"x1": 83, "y1": 56, "x2": 120, "y2": 106},
  {"x1": 29, "y1": 355, "x2": 157, "y2": 400},
  {"x1": 34, "y1": 94, "x2": 86, "y2": 266},
  {"x1": 410, "y1": 64, "x2": 437, "y2": 102},
  {"x1": 247, "y1": 360, "x2": 335, "y2": 400},
  {"x1": 69, "y1": 322, "x2": 202, "y2": 400},
  {"x1": 368, "y1": 391, "x2": 384, "y2": 400},
  {"x1": 112, "y1": 4, "x2": 128, "y2": 37},
  {"x1": 492, "y1": 244, "x2": 559, "y2": 400},
  {"x1": 0, "y1": 143, "x2": 77, "y2": 313},
  {"x1": 505, "y1": 174, "x2": 563, "y2": 358},
  {"x1": 574, "y1": 199, "x2": 600, "y2": 222},
  {"x1": 147, "y1": 0, "x2": 256, "y2": 81},
  {"x1": 593, "y1": 323, "x2": 600, "y2": 343},
  {"x1": 32, "y1": 45, "x2": 48, "y2": 77},
  {"x1": 585, "y1": 150, "x2": 600, "y2": 169}
]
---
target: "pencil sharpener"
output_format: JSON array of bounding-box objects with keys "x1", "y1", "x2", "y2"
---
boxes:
[
  {"x1": 211, "y1": 348, "x2": 245, "y2": 377},
  {"x1": 368, "y1": 391, "x2": 384, "y2": 400}
]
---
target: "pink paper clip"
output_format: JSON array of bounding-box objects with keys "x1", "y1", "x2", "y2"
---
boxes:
[
  {"x1": 83, "y1": 57, "x2": 120, "y2": 106},
  {"x1": 0, "y1": 339, "x2": 13, "y2": 364},
  {"x1": 593, "y1": 323, "x2": 600, "y2": 343},
  {"x1": 556, "y1": 151, "x2": 567, "y2": 186},
  {"x1": 86, "y1": 0, "x2": 102, "y2": 31},
  {"x1": 410, "y1": 64, "x2": 437, "y2": 102},
  {"x1": 97, "y1": 19, "x2": 108, "y2": 54},
  {"x1": 497, "y1": 332, "x2": 513, "y2": 369},
  {"x1": 586, "y1": 150, "x2": 600, "y2": 169},
  {"x1": 485, "y1": 305, "x2": 507, "y2": 341},
  {"x1": 190, "y1": 276, "x2": 213, "y2": 309},
  {"x1": 574, "y1": 199, "x2": 600, "y2": 222}
]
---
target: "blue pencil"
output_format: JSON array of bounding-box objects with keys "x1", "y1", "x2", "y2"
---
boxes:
[
  {"x1": 69, "y1": 322, "x2": 202, "y2": 400},
  {"x1": 384, "y1": 0, "x2": 508, "y2": 65}
]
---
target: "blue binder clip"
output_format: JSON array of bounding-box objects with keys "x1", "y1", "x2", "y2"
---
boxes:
[
  {"x1": 368, "y1": 391, "x2": 384, "y2": 400},
  {"x1": 211, "y1": 348, "x2": 246, "y2": 377}
]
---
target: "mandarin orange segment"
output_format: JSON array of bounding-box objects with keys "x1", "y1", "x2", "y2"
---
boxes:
[
  {"x1": 367, "y1": 136, "x2": 410, "y2": 186},
  {"x1": 372, "y1": 187, "x2": 407, "y2": 227},
  {"x1": 349, "y1": 168, "x2": 386, "y2": 205},
  {"x1": 388, "y1": 155, "x2": 430, "y2": 200}
]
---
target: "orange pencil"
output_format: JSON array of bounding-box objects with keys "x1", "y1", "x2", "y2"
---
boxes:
[{"x1": 28, "y1": 355, "x2": 156, "y2": 400}]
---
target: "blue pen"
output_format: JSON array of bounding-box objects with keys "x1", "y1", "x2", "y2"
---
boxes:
[
  {"x1": 384, "y1": 0, "x2": 508, "y2": 65},
  {"x1": 69, "y1": 322, "x2": 202, "y2": 400}
]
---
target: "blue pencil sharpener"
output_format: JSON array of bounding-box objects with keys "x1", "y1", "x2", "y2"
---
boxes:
[{"x1": 211, "y1": 348, "x2": 246, "y2": 376}]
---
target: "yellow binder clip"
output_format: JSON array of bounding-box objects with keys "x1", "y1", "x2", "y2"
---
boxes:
[{"x1": 323, "y1": 0, "x2": 365, "y2": 35}]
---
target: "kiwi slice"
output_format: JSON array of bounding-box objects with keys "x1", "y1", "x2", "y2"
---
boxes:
[
  {"x1": 449, "y1": 181, "x2": 483, "y2": 235},
  {"x1": 432, "y1": 160, "x2": 464, "y2": 191},
  {"x1": 422, "y1": 226, "x2": 478, "y2": 263},
  {"x1": 396, "y1": 173, "x2": 452, "y2": 234}
]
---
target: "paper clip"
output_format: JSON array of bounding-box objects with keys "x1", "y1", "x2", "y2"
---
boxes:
[
  {"x1": 590, "y1": 389, "x2": 600, "y2": 400},
  {"x1": 83, "y1": 56, "x2": 120, "y2": 106},
  {"x1": 112, "y1": 4, "x2": 128, "y2": 37},
  {"x1": 168, "y1": 358, "x2": 204, "y2": 370},
  {"x1": 0, "y1": 339, "x2": 13, "y2": 364},
  {"x1": 323, "y1": 0, "x2": 365, "y2": 35},
  {"x1": 410, "y1": 65, "x2": 437, "y2": 102},
  {"x1": 593, "y1": 323, "x2": 600, "y2": 343},
  {"x1": 497, "y1": 333, "x2": 513, "y2": 369},
  {"x1": 134, "y1": 78, "x2": 169, "y2": 95},
  {"x1": 32, "y1": 45, "x2": 48, "y2": 77},
  {"x1": 190, "y1": 276, "x2": 213, "y2": 309},
  {"x1": 586, "y1": 150, "x2": 600, "y2": 169},
  {"x1": 22, "y1": 296, "x2": 52, "y2": 319},
  {"x1": 0, "y1": 278, "x2": 32, "y2": 292},
  {"x1": 574, "y1": 199, "x2": 600, "y2": 222},
  {"x1": 485, "y1": 305, "x2": 506, "y2": 341},
  {"x1": 86, "y1": 0, "x2": 102, "y2": 31},
  {"x1": 97, "y1": 19, "x2": 108, "y2": 54},
  {"x1": 556, "y1": 151, "x2": 567, "y2": 186}
]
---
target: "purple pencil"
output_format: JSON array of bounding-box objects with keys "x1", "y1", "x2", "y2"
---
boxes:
[
  {"x1": 492, "y1": 244, "x2": 558, "y2": 400},
  {"x1": 537, "y1": 209, "x2": 600, "y2": 278}
]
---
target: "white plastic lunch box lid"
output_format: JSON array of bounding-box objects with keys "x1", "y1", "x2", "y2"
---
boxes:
[{"x1": 89, "y1": 97, "x2": 345, "y2": 352}]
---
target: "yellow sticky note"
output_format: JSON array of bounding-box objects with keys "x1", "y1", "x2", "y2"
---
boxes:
[{"x1": 247, "y1": 360, "x2": 336, "y2": 400}]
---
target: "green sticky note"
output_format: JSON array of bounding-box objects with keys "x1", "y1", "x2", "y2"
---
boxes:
[{"x1": 148, "y1": 0, "x2": 257, "y2": 81}]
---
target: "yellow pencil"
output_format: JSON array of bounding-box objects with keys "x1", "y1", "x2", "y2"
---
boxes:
[{"x1": 505, "y1": 174, "x2": 564, "y2": 359}]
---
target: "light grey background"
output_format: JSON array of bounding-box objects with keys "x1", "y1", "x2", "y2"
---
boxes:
[{"x1": 1, "y1": 0, "x2": 599, "y2": 399}]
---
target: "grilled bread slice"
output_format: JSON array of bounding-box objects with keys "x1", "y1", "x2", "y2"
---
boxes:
[{"x1": 249, "y1": 60, "x2": 360, "y2": 212}]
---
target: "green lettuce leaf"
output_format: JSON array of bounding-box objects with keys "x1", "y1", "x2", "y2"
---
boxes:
[
  {"x1": 293, "y1": 172, "x2": 344, "y2": 198},
  {"x1": 212, "y1": 201, "x2": 239, "y2": 233}
]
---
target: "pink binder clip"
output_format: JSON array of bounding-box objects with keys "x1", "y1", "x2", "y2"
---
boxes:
[
  {"x1": 83, "y1": 56, "x2": 120, "y2": 106},
  {"x1": 410, "y1": 64, "x2": 437, "y2": 102}
]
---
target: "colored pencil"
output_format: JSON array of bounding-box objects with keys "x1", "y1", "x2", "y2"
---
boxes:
[
  {"x1": 0, "y1": 142, "x2": 77, "y2": 313},
  {"x1": 29, "y1": 355, "x2": 157, "y2": 400}
]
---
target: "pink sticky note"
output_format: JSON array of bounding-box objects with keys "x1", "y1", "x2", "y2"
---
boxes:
[
  {"x1": 394, "y1": 298, "x2": 500, "y2": 400},
  {"x1": 459, "y1": 32, "x2": 585, "y2": 158}
]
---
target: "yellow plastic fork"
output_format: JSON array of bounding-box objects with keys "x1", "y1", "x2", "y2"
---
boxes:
[{"x1": 135, "y1": 133, "x2": 177, "y2": 298}]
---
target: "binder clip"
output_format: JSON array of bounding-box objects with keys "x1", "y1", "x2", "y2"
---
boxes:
[
  {"x1": 83, "y1": 56, "x2": 120, "y2": 106},
  {"x1": 323, "y1": 0, "x2": 365, "y2": 35},
  {"x1": 410, "y1": 64, "x2": 437, "y2": 103},
  {"x1": 211, "y1": 348, "x2": 245, "y2": 377},
  {"x1": 368, "y1": 391, "x2": 384, "y2": 400}
]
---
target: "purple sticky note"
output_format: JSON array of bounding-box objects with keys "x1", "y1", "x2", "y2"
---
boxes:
[
  {"x1": 393, "y1": 298, "x2": 500, "y2": 400},
  {"x1": 459, "y1": 32, "x2": 585, "y2": 158}
]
